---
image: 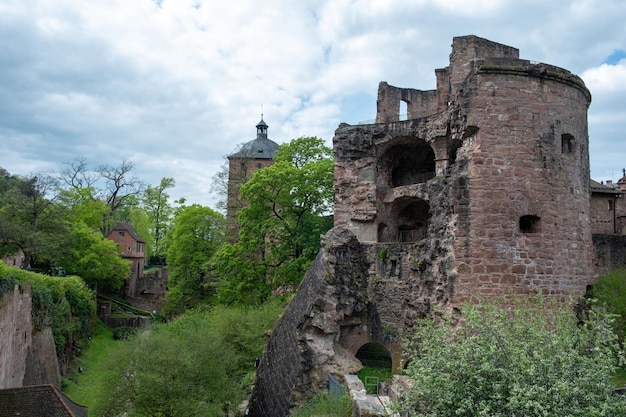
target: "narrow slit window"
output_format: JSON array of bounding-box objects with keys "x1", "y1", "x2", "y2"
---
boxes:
[
  {"x1": 561, "y1": 134, "x2": 575, "y2": 154},
  {"x1": 608, "y1": 199, "x2": 614, "y2": 211},
  {"x1": 519, "y1": 215, "x2": 540, "y2": 233}
]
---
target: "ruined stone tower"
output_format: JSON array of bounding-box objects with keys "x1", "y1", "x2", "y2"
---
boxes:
[
  {"x1": 334, "y1": 35, "x2": 595, "y2": 305},
  {"x1": 248, "y1": 35, "x2": 596, "y2": 416}
]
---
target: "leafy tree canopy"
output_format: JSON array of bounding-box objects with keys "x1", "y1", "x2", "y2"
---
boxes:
[
  {"x1": 164, "y1": 204, "x2": 225, "y2": 314},
  {"x1": 58, "y1": 221, "x2": 130, "y2": 292},
  {"x1": 106, "y1": 302, "x2": 283, "y2": 416},
  {"x1": 213, "y1": 136, "x2": 333, "y2": 303},
  {"x1": 395, "y1": 297, "x2": 626, "y2": 417}
]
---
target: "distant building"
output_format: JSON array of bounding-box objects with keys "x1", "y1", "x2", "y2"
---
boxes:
[
  {"x1": 1, "y1": 249, "x2": 25, "y2": 269},
  {"x1": 590, "y1": 171, "x2": 626, "y2": 275},
  {"x1": 106, "y1": 222, "x2": 145, "y2": 297},
  {"x1": 590, "y1": 178, "x2": 623, "y2": 235},
  {"x1": 226, "y1": 118, "x2": 279, "y2": 241}
]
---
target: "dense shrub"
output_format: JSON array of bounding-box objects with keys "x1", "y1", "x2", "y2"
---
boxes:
[
  {"x1": 112, "y1": 326, "x2": 135, "y2": 340},
  {"x1": 106, "y1": 300, "x2": 284, "y2": 416},
  {"x1": 0, "y1": 263, "x2": 96, "y2": 352},
  {"x1": 395, "y1": 297, "x2": 626, "y2": 417}
]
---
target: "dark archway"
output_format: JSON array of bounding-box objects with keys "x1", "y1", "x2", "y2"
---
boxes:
[
  {"x1": 392, "y1": 197, "x2": 430, "y2": 242},
  {"x1": 379, "y1": 139, "x2": 436, "y2": 187},
  {"x1": 356, "y1": 343, "x2": 393, "y2": 369}
]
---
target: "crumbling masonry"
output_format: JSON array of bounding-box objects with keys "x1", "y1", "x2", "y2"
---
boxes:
[{"x1": 248, "y1": 35, "x2": 596, "y2": 416}]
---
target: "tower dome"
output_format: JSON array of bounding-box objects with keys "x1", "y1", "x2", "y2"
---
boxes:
[{"x1": 229, "y1": 118, "x2": 279, "y2": 160}]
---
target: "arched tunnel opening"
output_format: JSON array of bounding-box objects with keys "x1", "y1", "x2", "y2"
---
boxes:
[{"x1": 356, "y1": 343, "x2": 393, "y2": 394}]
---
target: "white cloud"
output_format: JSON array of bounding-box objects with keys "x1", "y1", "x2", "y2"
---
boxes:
[{"x1": 1, "y1": 0, "x2": 626, "y2": 207}]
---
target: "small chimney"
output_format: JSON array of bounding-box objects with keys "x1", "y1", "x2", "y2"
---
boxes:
[{"x1": 606, "y1": 180, "x2": 613, "y2": 188}]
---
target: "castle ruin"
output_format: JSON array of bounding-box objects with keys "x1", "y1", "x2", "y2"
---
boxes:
[{"x1": 248, "y1": 35, "x2": 597, "y2": 416}]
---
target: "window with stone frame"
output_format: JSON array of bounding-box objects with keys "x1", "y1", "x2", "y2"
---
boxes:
[
  {"x1": 561, "y1": 134, "x2": 575, "y2": 154},
  {"x1": 519, "y1": 215, "x2": 540, "y2": 233}
]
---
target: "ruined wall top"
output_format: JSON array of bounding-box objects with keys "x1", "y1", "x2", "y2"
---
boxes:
[
  {"x1": 447, "y1": 35, "x2": 519, "y2": 88},
  {"x1": 376, "y1": 35, "x2": 589, "y2": 124}
]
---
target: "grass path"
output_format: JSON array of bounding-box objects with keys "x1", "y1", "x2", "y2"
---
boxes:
[{"x1": 63, "y1": 323, "x2": 129, "y2": 417}]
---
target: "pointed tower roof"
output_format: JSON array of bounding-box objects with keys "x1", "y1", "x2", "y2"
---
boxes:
[{"x1": 229, "y1": 118, "x2": 279, "y2": 160}]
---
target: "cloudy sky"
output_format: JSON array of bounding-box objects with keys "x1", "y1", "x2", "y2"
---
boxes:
[{"x1": 1, "y1": 0, "x2": 625, "y2": 208}]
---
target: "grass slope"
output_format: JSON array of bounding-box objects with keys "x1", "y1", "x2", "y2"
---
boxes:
[{"x1": 63, "y1": 323, "x2": 128, "y2": 416}]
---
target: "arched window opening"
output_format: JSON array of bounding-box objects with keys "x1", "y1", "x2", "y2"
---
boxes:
[
  {"x1": 399, "y1": 100, "x2": 408, "y2": 121},
  {"x1": 380, "y1": 140, "x2": 436, "y2": 187},
  {"x1": 395, "y1": 198, "x2": 430, "y2": 242},
  {"x1": 561, "y1": 134, "x2": 575, "y2": 154},
  {"x1": 519, "y1": 215, "x2": 541, "y2": 233}
]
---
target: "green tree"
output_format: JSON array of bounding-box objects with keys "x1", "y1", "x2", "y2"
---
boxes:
[
  {"x1": 141, "y1": 177, "x2": 175, "y2": 261},
  {"x1": 61, "y1": 158, "x2": 144, "y2": 235},
  {"x1": 395, "y1": 298, "x2": 626, "y2": 417},
  {"x1": 0, "y1": 173, "x2": 67, "y2": 270},
  {"x1": 164, "y1": 204, "x2": 225, "y2": 314},
  {"x1": 107, "y1": 302, "x2": 283, "y2": 416},
  {"x1": 58, "y1": 221, "x2": 130, "y2": 291},
  {"x1": 213, "y1": 136, "x2": 333, "y2": 303}
]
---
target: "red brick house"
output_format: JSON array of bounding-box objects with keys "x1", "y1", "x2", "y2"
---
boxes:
[{"x1": 106, "y1": 222, "x2": 145, "y2": 297}]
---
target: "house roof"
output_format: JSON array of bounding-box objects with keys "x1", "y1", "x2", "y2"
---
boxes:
[
  {"x1": 590, "y1": 179, "x2": 622, "y2": 195},
  {"x1": 108, "y1": 222, "x2": 145, "y2": 243},
  {"x1": 0, "y1": 385, "x2": 87, "y2": 417}
]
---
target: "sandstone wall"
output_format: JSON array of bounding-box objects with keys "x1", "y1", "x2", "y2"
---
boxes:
[
  {"x1": 248, "y1": 228, "x2": 370, "y2": 417},
  {"x1": 0, "y1": 283, "x2": 61, "y2": 390},
  {"x1": 0, "y1": 283, "x2": 32, "y2": 389},
  {"x1": 592, "y1": 234, "x2": 626, "y2": 276}
]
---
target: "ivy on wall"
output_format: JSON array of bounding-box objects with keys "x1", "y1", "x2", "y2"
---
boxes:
[{"x1": 0, "y1": 263, "x2": 96, "y2": 353}]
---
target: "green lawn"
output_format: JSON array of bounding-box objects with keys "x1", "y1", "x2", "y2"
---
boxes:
[
  {"x1": 612, "y1": 366, "x2": 626, "y2": 388},
  {"x1": 63, "y1": 322, "x2": 129, "y2": 416}
]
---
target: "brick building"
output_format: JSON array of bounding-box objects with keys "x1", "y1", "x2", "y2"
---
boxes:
[
  {"x1": 226, "y1": 118, "x2": 279, "y2": 240},
  {"x1": 106, "y1": 222, "x2": 145, "y2": 297}
]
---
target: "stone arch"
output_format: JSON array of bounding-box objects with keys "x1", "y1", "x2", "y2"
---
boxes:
[
  {"x1": 378, "y1": 138, "x2": 436, "y2": 187},
  {"x1": 380, "y1": 197, "x2": 430, "y2": 242},
  {"x1": 356, "y1": 342, "x2": 393, "y2": 369}
]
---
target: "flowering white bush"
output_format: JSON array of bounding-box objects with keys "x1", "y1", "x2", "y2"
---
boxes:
[{"x1": 395, "y1": 297, "x2": 626, "y2": 417}]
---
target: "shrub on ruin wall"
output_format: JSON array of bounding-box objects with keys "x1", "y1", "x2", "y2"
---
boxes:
[
  {"x1": 395, "y1": 297, "x2": 626, "y2": 417},
  {"x1": 0, "y1": 263, "x2": 96, "y2": 352}
]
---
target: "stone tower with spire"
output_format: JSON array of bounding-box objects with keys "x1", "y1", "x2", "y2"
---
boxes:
[{"x1": 226, "y1": 118, "x2": 279, "y2": 241}]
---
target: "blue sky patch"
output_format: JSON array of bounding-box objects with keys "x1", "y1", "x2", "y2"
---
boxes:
[{"x1": 605, "y1": 50, "x2": 626, "y2": 65}]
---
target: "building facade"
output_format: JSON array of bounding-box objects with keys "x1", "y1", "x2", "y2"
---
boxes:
[
  {"x1": 226, "y1": 118, "x2": 279, "y2": 240},
  {"x1": 106, "y1": 222, "x2": 145, "y2": 297}
]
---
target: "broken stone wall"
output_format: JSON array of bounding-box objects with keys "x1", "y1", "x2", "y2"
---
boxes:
[{"x1": 248, "y1": 228, "x2": 370, "y2": 417}]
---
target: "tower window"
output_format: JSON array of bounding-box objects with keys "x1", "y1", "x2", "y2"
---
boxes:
[
  {"x1": 609, "y1": 200, "x2": 614, "y2": 211},
  {"x1": 561, "y1": 134, "x2": 575, "y2": 154},
  {"x1": 519, "y1": 215, "x2": 540, "y2": 233}
]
